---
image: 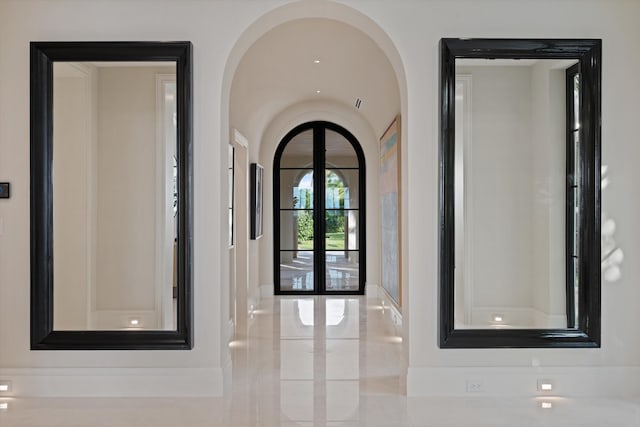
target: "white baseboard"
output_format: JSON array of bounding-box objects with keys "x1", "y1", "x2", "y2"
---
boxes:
[
  {"x1": 0, "y1": 367, "x2": 224, "y2": 397},
  {"x1": 365, "y1": 282, "x2": 379, "y2": 298},
  {"x1": 407, "y1": 366, "x2": 640, "y2": 397},
  {"x1": 377, "y1": 285, "x2": 402, "y2": 330}
]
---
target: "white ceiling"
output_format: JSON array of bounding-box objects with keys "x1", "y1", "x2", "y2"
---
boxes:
[{"x1": 230, "y1": 18, "x2": 401, "y2": 144}]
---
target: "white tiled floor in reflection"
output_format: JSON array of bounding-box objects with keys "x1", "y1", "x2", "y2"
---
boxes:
[{"x1": 2, "y1": 295, "x2": 640, "y2": 426}]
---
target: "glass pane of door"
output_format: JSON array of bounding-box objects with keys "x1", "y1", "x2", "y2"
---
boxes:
[
  {"x1": 279, "y1": 129, "x2": 315, "y2": 292},
  {"x1": 325, "y1": 129, "x2": 360, "y2": 292}
]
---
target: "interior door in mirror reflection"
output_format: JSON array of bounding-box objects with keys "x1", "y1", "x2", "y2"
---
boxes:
[
  {"x1": 453, "y1": 58, "x2": 578, "y2": 330},
  {"x1": 52, "y1": 62, "x2": 178, "y2": 331}
]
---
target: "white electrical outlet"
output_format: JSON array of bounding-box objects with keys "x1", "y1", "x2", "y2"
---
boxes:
[{"x1": 466, "y1": 380, "x2": 484, "y2": 393}]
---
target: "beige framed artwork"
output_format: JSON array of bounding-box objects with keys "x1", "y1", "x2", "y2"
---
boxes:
[{"x1": 380, "y1": 115, "x2": 401, "y2": 307}]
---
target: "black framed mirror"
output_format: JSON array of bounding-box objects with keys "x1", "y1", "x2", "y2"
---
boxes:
[
  {"x1": 439, "y1": 38, "x2": 601, "y2": 348},
  {"x1": 31, "y1": 41, "x2": 193, "y2": 350}
]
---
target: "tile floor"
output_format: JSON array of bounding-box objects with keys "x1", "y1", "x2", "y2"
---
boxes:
[{"x1": 2, "y1": 295, "x2": 640, "y2": 426}]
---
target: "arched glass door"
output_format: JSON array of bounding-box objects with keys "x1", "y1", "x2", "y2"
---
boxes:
[{"x1": 274, "y1": 122, "x2": 366, "y2": 294}]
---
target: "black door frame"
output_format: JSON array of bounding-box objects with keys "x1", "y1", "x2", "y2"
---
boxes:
[{"x1": 273, "y1": 121, "x2": 366, "y2": 295}]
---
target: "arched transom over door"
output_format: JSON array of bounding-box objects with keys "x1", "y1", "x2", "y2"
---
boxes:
[{"x1": 274, "y1": 122, "x2": 366, "y2": 294}]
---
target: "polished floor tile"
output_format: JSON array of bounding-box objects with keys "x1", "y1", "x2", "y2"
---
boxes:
[{"x1": 2, "y1": 295, "x2": 640, "y2": 426}]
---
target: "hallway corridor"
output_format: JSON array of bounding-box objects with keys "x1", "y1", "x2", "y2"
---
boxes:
[{"x1": 2, "y1": 295, "x2": 640, "y2": 426}]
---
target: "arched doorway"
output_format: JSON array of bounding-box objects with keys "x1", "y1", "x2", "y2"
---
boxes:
[{"x1": 273, "y1": 121, "x2": 366, "y2": 294}]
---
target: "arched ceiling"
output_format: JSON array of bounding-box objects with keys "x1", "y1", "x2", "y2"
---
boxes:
[{"x1": 230, "y1": 17, "x2": 401, "y2": 145}]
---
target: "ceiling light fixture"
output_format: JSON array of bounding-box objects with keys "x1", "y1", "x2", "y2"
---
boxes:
[
  {"x1": 313, "y1": 59, "x2": 320, "y2": 64},
  {"x1": 316, "y1": 90, "x2": 321, "y2": 94}
]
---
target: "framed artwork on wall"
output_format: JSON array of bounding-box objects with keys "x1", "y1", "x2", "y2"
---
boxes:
[
  {"x1": 380, "y1": 116, "x2": 401, "y2": 306},
  {"x1": 250, "y1": 163, "x2": 264, "y2": 240}
]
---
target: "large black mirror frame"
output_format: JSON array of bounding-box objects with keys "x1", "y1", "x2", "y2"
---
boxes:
[
  {"x1": 30, "y1": 41, "x2": 193, "y2": 350},
  {"x1": 439, "y1": 38, "x2": 601, "y2": 348}
]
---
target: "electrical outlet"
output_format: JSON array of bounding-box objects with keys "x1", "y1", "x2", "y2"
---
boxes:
[{"x1": 466, "y1": 380, "x2": 484, "y2": 393}]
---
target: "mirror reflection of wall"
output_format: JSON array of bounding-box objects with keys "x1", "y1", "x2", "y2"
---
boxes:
[
  {"x1": 453, "y1": 58, "x2": 578, "y2": 329},
  {"x1": 52, "y1": 61, "x2": 177, "y2": 331}
]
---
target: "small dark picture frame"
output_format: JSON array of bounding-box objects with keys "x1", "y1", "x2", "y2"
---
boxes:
[
  {"x1": 0, "y1": 183, "x2": 9, "y2": 199},
  {"x1": 250, "y1": 163, "x2": 264, "y2": 240}
]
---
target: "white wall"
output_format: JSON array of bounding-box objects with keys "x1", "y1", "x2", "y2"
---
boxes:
[{"x1": 1, "y1": 0, "x2": 640, "y2": 398}]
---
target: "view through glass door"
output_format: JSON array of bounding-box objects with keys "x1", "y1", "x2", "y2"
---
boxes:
[{"x1": 274, "y1": 122, "x2": 366, "y2": 294}]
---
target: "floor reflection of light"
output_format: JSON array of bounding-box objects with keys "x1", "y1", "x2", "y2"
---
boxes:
[
  {"x1": 228, "y1": 340, "x2": 247, "y2": 349},
  {"x1": 326, "y1": 299, "x2": 346, "y2": 326},
  {"x1": 297, "y1": 299, "x2": 314, "y2": 326}
]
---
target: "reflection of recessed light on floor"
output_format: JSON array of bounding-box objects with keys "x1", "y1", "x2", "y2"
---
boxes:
[
  {"x1": 541, "y1": 401, "x2": 553, "y2": 409},
  {"x1": 0, "y1": 382, "x2": 10, "y2": 393},
  {"x1": 493, "y1": 315, "x2": 504, "y2": 323},
  {"x1": 129, "y1": 319, "x2": 140, "y2": 326},
  {"x1": 0, "y1": 402, "x2": 8, "y2": 410}
]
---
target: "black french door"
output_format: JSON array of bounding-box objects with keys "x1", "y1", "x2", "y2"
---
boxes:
[{"x1": 273, "y1": 122, "x2": 366, "y2": 294}]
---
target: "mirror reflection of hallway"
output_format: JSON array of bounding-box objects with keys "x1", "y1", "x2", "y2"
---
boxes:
[{"x1": 274, "y1": 122, "x2": 366, "y2": 294}]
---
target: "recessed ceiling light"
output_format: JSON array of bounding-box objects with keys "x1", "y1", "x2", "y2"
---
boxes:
[
  {"x1": 316, "y1": 90, "x2": 321, "y2": 94},
  {"x1": 313, "y1": 59, "x2": 321, "y2": 64}
]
